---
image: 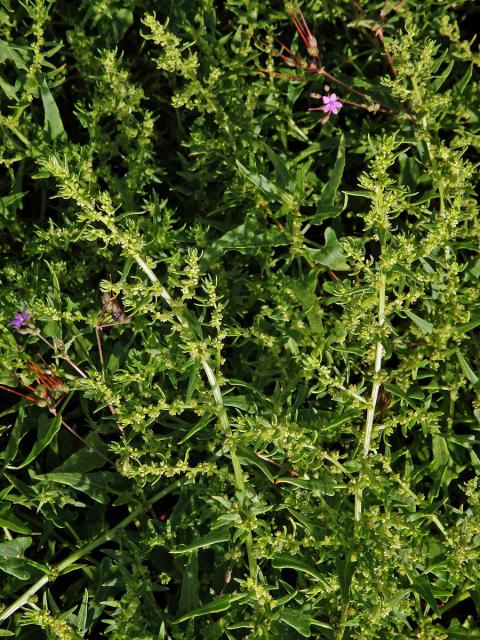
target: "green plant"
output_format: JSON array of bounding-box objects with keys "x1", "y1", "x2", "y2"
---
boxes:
[{"x1": 0, "y1": 1, "x2": 479, "y2": 638}]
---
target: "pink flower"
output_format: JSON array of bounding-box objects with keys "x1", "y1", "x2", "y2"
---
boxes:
[{"x1": 321, "y1": 93, "x2": 343, "y2": 115}]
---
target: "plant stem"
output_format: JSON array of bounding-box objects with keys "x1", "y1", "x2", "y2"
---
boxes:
[
  {"x1": 134, "y1": 255, "x2": 257, "y2": 577},
  {"x1": 94, "y1": 325, "x2": 117, "y2": 416},
  {"x1": 36, "y1": 333, "x2": 88, "y2": 379},
  {"x1": 355, "y1": 271, "x2": 386, "y2": 521},
  {"x1": 0, "y1": 480, "x2": 181, "y2": 623}
]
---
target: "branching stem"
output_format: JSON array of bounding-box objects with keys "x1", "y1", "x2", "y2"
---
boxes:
[{"x1": 134, "y1": 255, "x2": 257, "y2": 577}]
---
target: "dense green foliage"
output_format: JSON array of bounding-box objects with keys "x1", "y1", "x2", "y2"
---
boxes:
[{"x1": 1, "y1": 0, "x2": 480, "y2": 638}]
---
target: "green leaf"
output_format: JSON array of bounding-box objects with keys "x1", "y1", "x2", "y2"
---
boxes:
[
  {"x1": 335, "y1": 554, "x2": 356, "y2": 605},
  {"x1": 185, "y1": 363, "x2": 200, "y2": 402},
  {"x1": 32, "y1": 472, "x2": 119, "y2": 504},
  {"x1": 0, "y1": 537, "x2": 33, "y2": 580},
  {"x1": 0, "y1": 559, "x2": 31, "y2": 580},
  {"x1": 432, "y1": 59, "x2": 454, "y2": 91},
  {"x1": 236, "y1": 160, "x2": 294, "y2": 207},
  {"x1": 0, "y1": 74, "x2": 16, "y2": 99},
  {"x1": 40, "y1": 77, "x2": 65, "y2": 140},
  {"x1": 75, "y1": 589, "x2": 89, "y2": 633},
  {"x1": 0, "y1": 191, "x2": 27, "y2": 215},
  {"x1": 202, "y1": 214, "x2": 288, "y2": 264},
  {"x1": 445, "y1": 627, "x2": 480, "y2": 639},
  {"x1": 292, "y1": 275, "x2": 324, "y2": 338},
  {"x1": 265, "y1": 145, "x2": 290, "y2": 189},
  {"x1": 0, "y1": 513, "x2": 34, "y2": 535},
  {"x1": 404, "y1": 310, "x2": 433, "y2": 334},
  {"x1": 276, "y1": 474, "x2": 336, "y2": 495},
  {"x1": 0, "y1": 39, "x2": 28, "y2": 69},
  {"x1": 455, "y1": 63, "x2": 473, "y2": 95},
  {"x1": 171, "y1": 527, "x2": 230, "y2": 554},
  {"x1": 431, "y1": 435, "x2": 451, "y2": 470},
  {"x1": 308, "y1": 204, "x2": 343, "y2": 225},
  {"x1": 0, "y1": 536, "x2": 32, "y2": 559},
  {"x1": 321, "y1": 134, "x2": 345, "y2": 204},
  {"x1": 456, "y1": 350, "x2": 478, "y2": 384},
  {"x1": 53, "y1": 433, "x2": 108, "y2": 473},
  {"x1": 411, "y1": 574, "x2": 441, "y2": 615},
  {"x1": 112, "y1": 8, "x2": 134, "y2": 42},
  {"x1": 9, "y1": 414, "x2": 61, "y2": 470},
  {"x1": 237, "y1": 447, "x2": 275, "y2": 483},
  {"x1": 2, "y1": 405, "x2": 30, "y2": 466},
  {"x1": 178, "y1": 551, "x2": 199, "y2": 615},
  {"x1": 278, "y1": 609, "x2": 315, "y2": 637},
  {"x1": 178, "y1": 414, "x2": 214, "y2": 445},
  {"x1": 107, "y1": 342, "x2": 122, "y2": 373},
  {"x1": 272, "y1": 555, "x2": 329, "y2": 586},
  {"x1": 173, "y1": 593, "x2": 245, "y2": 623},
  {"x1": 307, "y1": 228, "x2": 349, "y2": 271},
  {"x1": 44, "y1": 260, "x2": 63, "y2": 311}
]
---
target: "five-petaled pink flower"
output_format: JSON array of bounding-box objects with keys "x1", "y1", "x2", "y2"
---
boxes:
[
  {"x1": 11, "y1": 306, "x2": 31, "y2": 329},
  {"x1": 322, "y1": 93, "x2": 343, "y2": 115}
]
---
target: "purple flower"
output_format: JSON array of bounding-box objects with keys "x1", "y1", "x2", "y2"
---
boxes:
[
  {"x1": 10, "y1": 306, "x2": 31, "y2": 329},
  {"x1": 321, "y1": 93, "x2": 343, "y2": 115}
]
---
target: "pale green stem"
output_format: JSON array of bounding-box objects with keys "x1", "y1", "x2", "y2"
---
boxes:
[
  {"x1": 0, "y1": 480, "x2": 181, "y2": 623},
  {"x1": 134, "y1": 255, "x2": 256, "y2": 577},
  {"x1": 355, "y1": 272, "x2": 386, "y2": 521},
  {"x1": 1, "y1": 117, "x2": 31, "y2": 147},
  {"x1": 336, "y1": 606, "x2": 349, "y2": 640}
]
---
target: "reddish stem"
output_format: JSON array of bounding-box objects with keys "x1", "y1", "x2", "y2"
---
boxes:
[{"x1": 0, "y1": 384, "x2": 38, "y2": 404}]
